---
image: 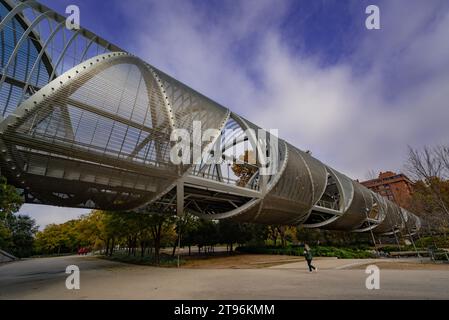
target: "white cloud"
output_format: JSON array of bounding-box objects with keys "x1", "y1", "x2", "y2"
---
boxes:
[{"x1": 125, "y1": 0, "x2": 449, "y2": 180}]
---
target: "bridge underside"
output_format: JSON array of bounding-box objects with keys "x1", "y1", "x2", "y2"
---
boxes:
[{"x1": 0, "y1": 0, "x2": 421, "y2": 237}]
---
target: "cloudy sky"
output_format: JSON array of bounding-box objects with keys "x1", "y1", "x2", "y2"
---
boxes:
[{"x1": 20, "y1": 0, "x2": 449, "y2": 229}]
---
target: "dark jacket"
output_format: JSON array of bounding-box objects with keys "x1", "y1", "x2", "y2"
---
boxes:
[{"x1": 304, "y1": 249, "x2": 313, "y2": 261}]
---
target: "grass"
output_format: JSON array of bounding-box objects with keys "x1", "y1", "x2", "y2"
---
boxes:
[
  {"x1": 29, "y1": 252, "x2": 75, "y2": 258},
  {"x1": 236, "y1": 245, "x2": 376, "y2": 259},
  {"x1": 99, "y1": 252, "x2": 185, "y2": 267},
  {"x1": 415, "y1": 236, "x2": 449, "y2": 249}
]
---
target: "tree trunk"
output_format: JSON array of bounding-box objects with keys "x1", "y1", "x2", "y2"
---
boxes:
[
  {"x1": 172, "y1": 234, "x2": 179, "y2": 257},
  {"x1": 110, "y1": 238, "x2": 115, "y2": 256},
  {"x1": 154, "y1": 239, "x2": 160, "y2": 264},
  {"x1": 152, "y1": 222, "x2": 163, "y2": 265},
  {"x1": 141, "y1": 241, "x2": 145, "y2": 258},
  {"x1": 133, "y1": 236, "x2": 137, "y2": 256},
  {"x1": 105, "y1": 238, "x2": 110, "y2": 256}
]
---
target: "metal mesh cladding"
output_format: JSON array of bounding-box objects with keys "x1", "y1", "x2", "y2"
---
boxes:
[
  {"x1": 229, "y1": 143, "x2": 327, "y2": 225},
  {"x1": 0, "y1": 0, "x2": 122, "y2": 119},
  {"x1": 0, "y1": 53, "x2": 180, "y2": 209},
  {"x1": 150, "y1": 67, "x2": 229, "y2": 151}
]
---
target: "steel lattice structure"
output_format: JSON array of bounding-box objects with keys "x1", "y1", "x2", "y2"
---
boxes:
[{"x1": 0, "y1": 0, "x2": 421, "y2": 236}]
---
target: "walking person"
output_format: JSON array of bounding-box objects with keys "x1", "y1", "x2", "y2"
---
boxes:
[{"x1": 304, "y1": 244, "x2": 317, "y2": 273}]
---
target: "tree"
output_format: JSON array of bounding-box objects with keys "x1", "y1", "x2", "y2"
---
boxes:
[
  {"x1": 365, "y1": 169, "x2": 377, "y2": 180},
  {"x1": 0, "y1": 176, "x2": 23, "y2": 221},
  {"x1": 172, "y1": 212, "x2": 197, "y2": 257},
  {"x1": 406, "y1": 146, "x2": 445, "y2": 181},
  {"x1": 267, "y1": 225, "x2": 280, "y2": 245},
  {"x1": 76, "y1": 211, "x2": 105, "y2": 250},
  {"x1": 195, "y1": 219, "x2": 219, "y2": 254},
  {"x1": 410, "y1": 179, "x2": 449, "y2": 234},
  {"x1": 182, "y1": 215, "x2": 200, "y2": 255},
  {"x1": 232, "y1": 150, "x2": 257, "y2": 187},
  {"x1": 406, "y1": 145, "x2": 449, "y2": 235},
  {"x1": 146, "y1": 213, "x2": 175, "y2": 264},
  {"x1": 436, "y1": 145, "x2": 449, "y2": 176},
  {"x1": 0, "y1": 222, "x2": 11, "y2": 249},
  {"x1": 0, "y1": 176, "x2": 38, "y2": 257},
  {"x1": 406, "y1": 146, "x2": 449, "y2": 216},
  {"x1": 276, "y1": 226, "x2": 288, "y2": 247},
  {"x1": 245, "y1": 223, "x2": 270, "y2": 246},
  {"x1": 218, "y1": 219, "x2": 242, "y2": 252},
  {"x1": 32, "y1": 208, "x2": 181, "y2": 263},
  {"x1": 0, "y1": 176, "x2": 23, "y2": 250},
  {"x1": 8, "y1": 215, "x2": 38, "y2": 257},
  {"x1": 35, "y1": 223, "x2": 69, "y2": 254},
  {"x1": 101, "y1": 211, "x2": 129, "y2": 256}
]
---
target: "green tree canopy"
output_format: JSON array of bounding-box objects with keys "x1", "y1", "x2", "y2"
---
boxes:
[{"x1": 0, "y1": 176, "x2": 23, "y2": 220}]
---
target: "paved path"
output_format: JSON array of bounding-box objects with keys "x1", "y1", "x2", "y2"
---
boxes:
[
  {"x1": 1, "y1": 255, "x2": 448, "y2": 299},
  {"x1": 268, "y1": 257, "x2": 427, "y2": 270}
]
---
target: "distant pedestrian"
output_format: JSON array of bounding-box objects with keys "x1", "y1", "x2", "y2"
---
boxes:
[{"x1": 304, "y1": 244, "x2": 317, "y2": 273}]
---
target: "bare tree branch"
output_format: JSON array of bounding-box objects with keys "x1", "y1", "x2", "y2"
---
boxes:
[
  {"x1": 435, "y1": 145, "x2": 449, "y2": 180},
  {"x1": 406, "y1": 145, "x2": 449, "y2": 217},
  {"x1": 405, "y1": 145, "x2": 443, "y2": 181},
  {"x1": 365, "y1": 169, "x2": 377, "y2": 180}
]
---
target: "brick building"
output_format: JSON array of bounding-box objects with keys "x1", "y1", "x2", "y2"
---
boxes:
[{"x1": 361, "y1": 171, "x2": 414, "y2": 209}]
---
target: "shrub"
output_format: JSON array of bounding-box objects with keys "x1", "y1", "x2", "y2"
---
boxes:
[
  {"x1": 415, "y1": 236, "x2": 449, "y2": 249},
  {"x1": 235, "y1": 245, "x2": 375, "y2": 259},
  {"x1": 101, "y1": 252, "x2": 185, "y2": 267}
]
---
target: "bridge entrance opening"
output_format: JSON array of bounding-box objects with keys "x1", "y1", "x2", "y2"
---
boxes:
[{"x1": 303, "y1": 169, "x2": 342, "y2": 226}]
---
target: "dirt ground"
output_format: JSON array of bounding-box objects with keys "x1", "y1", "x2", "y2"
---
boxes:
[
  {"x1": 2, "y1": 254, "x2": 449, "y2": 299},
  {"x1": 180, "y1": 252, "x2": 449, "y2": 270},
  {"x1": 181, "y1": 253, "x2": 304, "y2": 269}
]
